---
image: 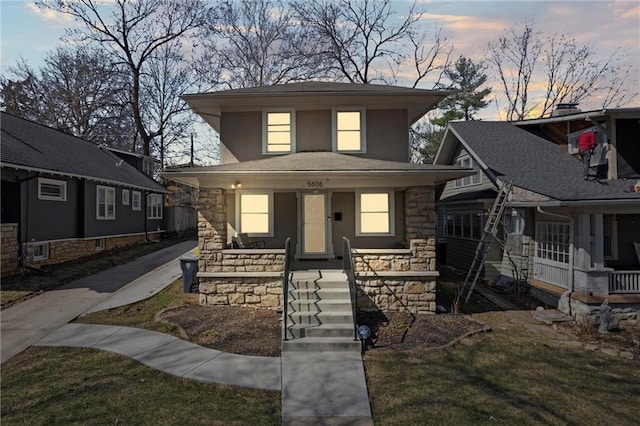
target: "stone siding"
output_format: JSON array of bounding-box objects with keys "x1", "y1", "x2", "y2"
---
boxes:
[
  {"x1": 1, "y1": 224, "x2": 19, "y2": 276},
  {"x1": 357, "y1": 277, "x2": 436, "y2": 314},
  {"x1": 199, "y1": 277, "x2": 283, "y2": 309},
  {"x1": 353, "y1": 251, "x2": 411, "y2": 272},
  {"x1": 197, "y1": 188, "x2": 227, "y2": 272}
]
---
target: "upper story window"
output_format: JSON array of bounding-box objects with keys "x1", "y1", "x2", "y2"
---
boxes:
[
  {"x1": 333, "y1": 109, "x2": 366, "y2": 153},
  {"x1": 356, "y1": 190, "x2": 394, "y2": 236},
  {"x1": 142, "y1": 159, "x2": 153, "y2": 175},
  {"x1": 263, "y1": 110, "x2": 295, "y2": 154},
  {"x1": 38, "y1": 178, "x2": 67, "y2": 201},
  {"x1": 454, "y1": 155, "x2": 481, "y2": 187},
  {"x1": 147, "y1": 194, "x2": 163, "y2": 219},
  {"x1": 97, "y1": 185, "x2": 115, "y2": 220}
]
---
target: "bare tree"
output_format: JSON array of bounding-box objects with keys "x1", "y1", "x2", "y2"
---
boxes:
[
  {"x1": 292, "y1": 0, "x2": 450, "y2": 86},
  {"x1": 1, "y1": 48, "x2": 134, "y2": 150},
  {"x1": 197, "y1": 0, "x2": 326, "y2": 89},
  {"x1": 37, "y1": 0, "x2": 209, "y2": 156},
  {"x1": 488, "y1": 22, "x2": 638, "y2": 120}
]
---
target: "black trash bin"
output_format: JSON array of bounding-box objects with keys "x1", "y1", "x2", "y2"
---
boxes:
[{"x1": 180, "y1": 254, "x2": 199, "y2": 293}]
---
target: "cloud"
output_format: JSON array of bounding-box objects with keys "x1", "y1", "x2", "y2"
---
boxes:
[
  {"x1": 25, "y1": 1, "x2": 74, "y2": 24},
  {"x1": 421, "y1": 12, "x2": 505, "y2": 32}
]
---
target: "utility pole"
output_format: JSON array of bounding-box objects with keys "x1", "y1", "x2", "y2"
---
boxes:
[{"x1": 190, "y1": 133, "x2": 194, "y2": 167}]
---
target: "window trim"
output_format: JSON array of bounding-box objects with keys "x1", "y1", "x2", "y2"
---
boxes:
[
  {"x1": 536, "y1": 221, "x2": 571, "y2": 265},
  {"x1": 603, "y1": 214, "x2": 618, "y2": 260},
  {"x1": 332, "y1": 108, "x2": 366, "y2": 153},
  {"x1": 122, "y1": 189, "x2": 130, "y2": 205},
  {"x1": 132, "y1": 191, "x2": 142, "y2": 211},
  {"x1": 445, "y1": 211, "x2": 483, "y2": 240},
  {"x1": 33, "y1": 242, "x2": 50, "y2": 261},
  {"x1": 262, "y1": 109, "x2": 296, "y2": 155},
  {"x1": 147, "y1": 193, "x2": 163, "y2": 219},
  {"x1": 38, "y1": 178, "x2": 67, "y2": 201},
  {"x1": 355, "y1": 189, "x2": 395, "y2": 237},
  {"x1": 236, "y1": 190, "x2": 274, "y2": 237},
  {"x1": 96, "y1": 185, "x2": 116, "y2": 220}
]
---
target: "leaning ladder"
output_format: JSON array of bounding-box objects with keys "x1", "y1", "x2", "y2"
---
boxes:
[{"x1": 461, "y1": 180, "x2": 514, "y2": 303}]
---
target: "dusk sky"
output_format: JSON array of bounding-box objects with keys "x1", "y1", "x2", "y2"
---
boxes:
[{"x1": 1, "y1": 0, "x2": 639, "y2": 120}]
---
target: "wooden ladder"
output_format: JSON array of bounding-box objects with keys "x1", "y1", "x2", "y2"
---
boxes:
[{"x1": 461, "y1": 181, "x2": 514, "y2": 303}]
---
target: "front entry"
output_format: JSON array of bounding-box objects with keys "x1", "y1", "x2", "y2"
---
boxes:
[{"x1": 301, "y1": 192, "x2": 329, "y2": 257}]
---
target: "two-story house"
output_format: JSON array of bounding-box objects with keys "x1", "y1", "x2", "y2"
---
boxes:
[
  {"x1": 164, "y1": 82, "x2": 472, "y2": 315},
  {"x1": 434, "y1": 108, "x2": 640, "y2": 328},
  {"x1": 1, "y1": 112, "x2": 166, "y2": 276}
]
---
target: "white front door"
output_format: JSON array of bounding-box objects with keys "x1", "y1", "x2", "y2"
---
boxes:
[{"x1": 301, "y1": 192, "x2": 329, "y2": 256}]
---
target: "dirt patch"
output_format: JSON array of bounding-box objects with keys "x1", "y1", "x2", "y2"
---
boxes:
[
  {"x1": 158, "y1": 305, "x2": 282, "y2": 357},
  {"x1": 358, "y1": 311, "x2": 490, "y2": 351}
]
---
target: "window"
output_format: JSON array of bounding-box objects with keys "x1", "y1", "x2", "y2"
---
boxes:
[
  {"x1": 33, "y1": 243, "x2": 49, "y2": 260},
  {"x1": 536, "y1": 222, "x2": 570, "y2": 264},
  {"x1": 143, "y1": 159, "x2": 154, "y2": 176},
  {"x1": 147, "y1": 194, "x2": 163, "y2": 219},
  {"x1": 132, "y1": 191, "x2": 141, "y2": 211},
  {"x1": 454, "y1": 156, "x2": 481, "y2": 187},
  {"x1": 38, "y1": 178, "x2": 67, "y2": 201},
  {"x1": 333, "y1": 109, "x2": 366, "y2": 152},
  {"x1": 97, "y1": 186, "x2": 115, "y2": 220},
  {"x1": 95, "y1": 238, "x2": 105, "y2": 251},
  {"x1": 356, "y1": 190, "x2": 394, "y2": 236},
  {"x1": 237, "y1": 192, "x2": 273, "y2": 236},
  {"x1": 122, "y1": 189, "x2": 130, "y2": 205},
  {"x1": 445, "y1": 212, "x2": 483, "y2": 240},
  {"x1": 603, "y1": 214, "x2": 617, "y2": 259},
  {"x1": 263, "y1": 110, "x2": 294, "y2": 154}
]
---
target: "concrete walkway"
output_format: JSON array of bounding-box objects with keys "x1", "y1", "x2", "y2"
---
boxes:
[{"x1": 1, "y1": 240, "x2": 196, "y2": 364}]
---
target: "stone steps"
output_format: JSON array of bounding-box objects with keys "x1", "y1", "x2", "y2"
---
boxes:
[{"x1": 284, "y1": 271, "x2": 358, "y2": 352}]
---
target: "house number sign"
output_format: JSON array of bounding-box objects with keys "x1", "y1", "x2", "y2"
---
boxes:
[{"x1": 306, "y1": 180, "x2": 324, "y2": 188}]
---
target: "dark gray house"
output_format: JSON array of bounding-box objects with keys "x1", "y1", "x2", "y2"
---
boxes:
[
  {"x1": 1, "y1": 112, "x2": 166, "y2": 276},
  {"x1": 434, "y1": 110, "x2": 640, "y2": 327}
]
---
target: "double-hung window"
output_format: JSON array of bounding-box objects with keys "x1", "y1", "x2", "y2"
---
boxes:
[
  {"x1": 147, "y1": 194, "x2": 163, "y2": 219},
  {"x1": 38, "y1": 178, "x2": 67, "y2": 201},
  {"x1": 237, "y1": 191, "x2": 273, "y2": 237},
  {"x1": 454, "y1": 155, "x2": 481, "y2": 187},
  {"x1": 356, "y1": 190, "x2": 394, "y2": 236},
  {"x1": 333, "y1": 109, "x2": 366, "y2": 153},
  {"x1": 132, "y1": 191, "x2": 141, "y2": 211},
  {"x1": 263, "y1": 110, "x2": 295, "y2": 154},
  {"x1": 97, "y1": 186, "x2": 115, "y2": 220},
  {"x1": 122, "y1": 189, "x2": 130, "y2": 205}
]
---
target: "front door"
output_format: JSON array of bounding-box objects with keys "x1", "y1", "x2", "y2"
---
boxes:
[{"x1": 301, "y1": 192, "x2": 329, "y2": 257}]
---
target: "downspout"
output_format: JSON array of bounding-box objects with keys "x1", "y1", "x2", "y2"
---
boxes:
[{"x1": 536, "y1": 206, "x2": 575, "y2": 314}]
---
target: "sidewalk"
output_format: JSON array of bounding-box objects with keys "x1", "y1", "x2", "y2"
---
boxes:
[{"x1": 0, "y1": 240, "x2": 196, "y2": 364}]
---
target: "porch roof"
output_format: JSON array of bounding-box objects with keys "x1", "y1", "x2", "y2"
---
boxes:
[{"x1": 163, "y1": 152, "x2": 473, "y2": 189}]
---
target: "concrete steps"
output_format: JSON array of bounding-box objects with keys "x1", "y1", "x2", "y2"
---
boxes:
[{"x1": 283, "y1": 271, "x2": 359, "y2": 352}]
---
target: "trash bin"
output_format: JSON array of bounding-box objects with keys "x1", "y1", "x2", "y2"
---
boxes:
[{"x1": 179, "y1": 254, "x2": 199, "y2": 293}]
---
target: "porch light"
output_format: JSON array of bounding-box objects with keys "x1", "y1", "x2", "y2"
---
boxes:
[{"x1": 231, "y1": 181, "x2": 242, "y2": 189}]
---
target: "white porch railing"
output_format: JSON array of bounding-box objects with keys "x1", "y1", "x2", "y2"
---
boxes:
[
  {"x1": 534, "y1": 260, "x2": 570, "y2": 289},
  {"x1": 609, "y1": 271, "x2": 640, "y2": 294}
]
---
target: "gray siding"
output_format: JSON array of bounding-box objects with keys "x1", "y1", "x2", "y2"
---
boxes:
[
  {"x1": 24, "y1": 175, "x2": 78, "y2": 241},
  {"x1": 365, "y1": 109, "x2": 409, "y2": 162}
]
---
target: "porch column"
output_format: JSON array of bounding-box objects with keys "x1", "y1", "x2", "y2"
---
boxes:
[
  {"x1": 575, "y1": 213, "x2": 592, "y2": 270},
  {"x1": 197, "y1": 187, "x2": 227, "y2": 272},
  {"x1": 593, "y1": 213, "x2": 605, "y2": 270},
  {"x1": 405, "y1": 186, "x2": 436, "y2": 271}
]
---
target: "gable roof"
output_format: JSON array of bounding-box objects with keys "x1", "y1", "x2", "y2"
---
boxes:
[
  {"x1": 435, "y1": 121, "x2": 639, "y2": 203},
  {"x1": 1, "y1": 112, "x2": 165, "y2": 192},
  {"x1": 183, "y1": 81, "x2": 449, "y2": 132},
  {"x1": 163, "y1": 151, "x2": 473, "y2": 189}
]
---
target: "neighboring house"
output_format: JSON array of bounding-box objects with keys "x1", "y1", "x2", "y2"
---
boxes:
[
  {"x1": 434, "y1": 108, "x2": 640, "y2": 327},
  {"x1": 1, "y1": 112, "x2": 166, "y2": 276},
  {"x1": 164, "y1": 81, "x2": 472, "y2": 314}
]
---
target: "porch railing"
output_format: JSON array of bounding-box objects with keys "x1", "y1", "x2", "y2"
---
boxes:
[
  {"x1": 609, "y1": 271, "x2": 640, "y2": 294},
  {"x1": 282, "y1": 237, "x2": 291, "y2": 341},
  {"x1": 533, "y1": 259, "x2": 570, "y2": 290},
  {"x1": 342, "y1": 237, "x2": 359, "y2": 341}
]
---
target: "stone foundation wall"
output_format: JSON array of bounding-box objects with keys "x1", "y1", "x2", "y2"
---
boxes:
[
  {"x1": 570, "y1": 298, "x2": 639, "y2": 330},
  {"x1": 199, "y1": 277, "x2": 283, "y2": 309},
  {"x1": 201, "y1": 250, "x2": 286, "y2": 273},
  {"x1": 353, "y1": 251, "x2": 411, "y2": 272},
  {"x1": 1, "y1": 224, "x2": 19, "y2": 276},
  {"x1": 357, "y1": 277, "x2": 436, "y2": 314},
  {"x1": 23, "y1": 232, "x2": 162, "y2": 268}
]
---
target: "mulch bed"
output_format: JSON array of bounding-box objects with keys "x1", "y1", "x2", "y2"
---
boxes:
[{"x1": 157, "y1": 304, "x2": 491, "y2": 357}]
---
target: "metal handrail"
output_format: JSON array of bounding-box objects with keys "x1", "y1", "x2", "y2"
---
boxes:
[
  {"x1": 282, "y1": 237, "x2": 291, "y2": 341},
  {"x1": 342, "y1": 237, "x2": 359, "y2": 340}
]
